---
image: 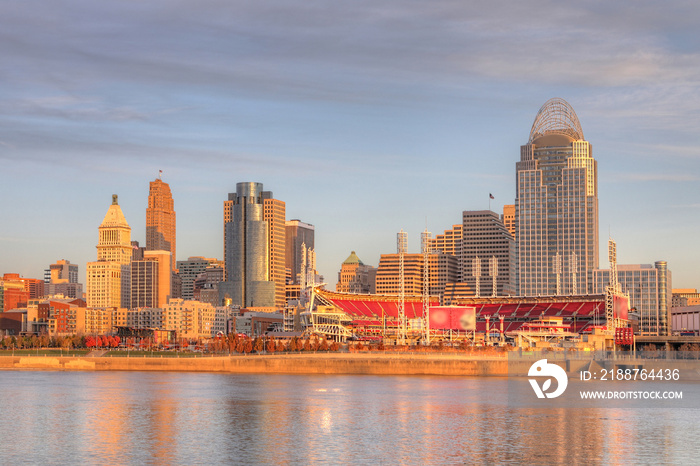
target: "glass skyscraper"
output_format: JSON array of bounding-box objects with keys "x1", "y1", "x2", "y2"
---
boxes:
[
  {"x1": 516, "y1": 98, "x2": 598, "y2": 296},
  {"x1": 223, "y1": 182, "x2": 286, "y2": 308}
]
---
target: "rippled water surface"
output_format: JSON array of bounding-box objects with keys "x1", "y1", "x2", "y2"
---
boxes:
[{"x1": 0, "y1": 371, "x2": 698, "y2": 464}]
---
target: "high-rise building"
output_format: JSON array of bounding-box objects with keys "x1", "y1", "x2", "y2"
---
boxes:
[
  {"x1": 48, "y1": 260, "x2": 79, "y2": 284},
  {"x1": 285, "y1": 220, "x2": 315, "y2": 284},
  {"x1": 336, "y1": 251, "x2": 377, "y2": 294},
  {"x1": 87, "y1": 195, "x2": 132, "y2": 308},
  {"x1": 428, "y1": 225, "x2": 462, "y2": 259},
  {"x1": 131, "y1": 241, "x2": 145, "y2": 261},
  {"x1": 461, "y1": 211, "x2": 515, "y2": 297},
  {"x1": 223, "y1": 197, "x2": 234, "y2": 281},
  {"x1": 502, "y1": 205, "x2": 515, "y2": 239},
  {"x1": 146, "y1": 177, "x2": 176, "y2": 270},
  {"x1": 516, "y1": 98, "x2": 598, "y2": 296},
  {"x1": 375, "y1": 252, "x2": 458, "y2": 301},
  {"x1": 176, "y1": 257, "x2": 221, "y2": 301},
  {"x1": 264, "y1": 198, "x2": 287, "y2": 308},
  {"x1": 593, "y1": 262, "x2": 672, "y2": 336},
  {"x1": 131, "y1": 250, "x2": 172, "y2": 308},
  {"x1": 193, "y1": 266, "x2": 225, "y2": 305},
  {"x1": 45, "y1": 260, "x2": 83, "y2": 299},
  {"x1": 131, "y1": 259, "x2": 158, "y2": 309},
  {"x1": 223, "y1": 182, "x2": 285, "y2": 308}
]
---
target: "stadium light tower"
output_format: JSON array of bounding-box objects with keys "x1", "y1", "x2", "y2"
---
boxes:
[
  {"x1": 472, "y1": 257, "x2": 481, "y2": 298},
  {"x1": 397, "y1": 230, "x2": 408, "y2": 344},
  {"x1": 421, "y1": 229, "x2": 431, "y2": 345}
]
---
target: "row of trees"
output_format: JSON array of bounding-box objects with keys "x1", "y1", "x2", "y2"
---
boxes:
[
  {"x1": 84, "y1": 335, "x2": 121, "y2": 348},
  {"x1": 1, "y1": 334, "x2": 92, "y2": 350},
  {"x1": 208, "y1": 334, "x2": 340, "y2": 354}
]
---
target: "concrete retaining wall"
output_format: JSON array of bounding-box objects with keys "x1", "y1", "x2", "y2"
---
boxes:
[{"x1": 0, "y1": 354, "x2": 510, "y2": 376}]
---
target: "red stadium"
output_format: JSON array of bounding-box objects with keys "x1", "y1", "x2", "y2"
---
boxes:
[{"x1": 310, "y1": 287, "x2": 606, "y2": 341}]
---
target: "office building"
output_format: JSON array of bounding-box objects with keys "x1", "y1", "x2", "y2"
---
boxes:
[
  {"x1": 502, "y1": 205, "x2": 515, "y2": 238},
  {"x1": 336, "y1": 251, "x2": 377, "y2": 294},
  {"x1": 593, "y1": 262, "x2": 671, "y2": 336},
  {"x1": 176, "y1": 257, "x2": 221, "y2": 301},
  {"x1": 45, "y1": 260, "x2": 83, "y2": 299},
  {"x1": 193, "y1": 266, "x2": 224, "y2": 305},
  {"x1": 375, "y1": 252, "x2": 458, "y2": 301},
  {"x1": 223, "y1": 182, "x2": 285, "y2": 308},
  {"x1": 461, "y1": 210, "x2": 515, "y2": 297},
  {"x1": 86, "y1": 195, "x2": 132, "y2": 308},
  {"x1": 131, "y1": 250, "x2": 172, "y2": 309},
  {"x1": 516, "y1": 98, "x2": 598, "y2": 296},
  {"x1": 264, "y1": 197, "x2": 287, "y2": 308},
  {"x1": 672, "y1": 289, "x2": 700, "y2": 307},
  {"x1": 146, "y1": 177, "x2": 176, "y2": 269},
  {"x1": 428, "y1": 225, "x2": 462, "y2": 259},
  {"x1": 2, "y1": 273, "x2": 44, "y2": 301},
  {"x1": 286, "y1": 220, "x2": 315, "y2": 284}
]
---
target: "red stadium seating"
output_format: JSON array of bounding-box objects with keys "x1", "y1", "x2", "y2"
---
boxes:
[{"x1": 319, "y1": 290, "x2": 605, "y2": 336}]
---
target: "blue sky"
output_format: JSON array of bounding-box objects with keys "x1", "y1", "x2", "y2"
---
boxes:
[{"x1": 1, "y1": 0, "x2": 699, "y2": 289}]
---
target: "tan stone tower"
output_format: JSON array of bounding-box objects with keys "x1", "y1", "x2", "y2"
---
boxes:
[{"x1": 87, "y1": 195, "x2": 132, "y2": 308}]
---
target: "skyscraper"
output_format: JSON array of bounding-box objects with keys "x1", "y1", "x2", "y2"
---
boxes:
[
  {"x1": 131, "y1": 250, "x2": 172, "y2": 308},
  {"x1": 375, "y1": 252, "x2": 458, "y2": 301},
  {"x1": 87, "y1": 195, "x2": 132, "y2": 308},
  {"x1": 146, "y1": 177, "x2": 176, "y2": 269},
  {"x1": 516, "y1": 98, "x2": 598, "y2": 296},
  {"x1": 501, "y1": 205, "x2": 515, "y2": 239},
  {"x1": 264, "y1": 197, "x2": 287, "y2": 308},
  {"x1": 223, "y1": 182, "x2": 286, "y2": 309},
  {"x1": 285, "y1": 220, "x2": 315, "y2": 284},
  {"x1": 461, "y1": 210, "x2": 515, "y2": 297}
]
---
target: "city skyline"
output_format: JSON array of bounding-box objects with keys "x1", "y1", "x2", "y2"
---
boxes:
[{"x1": 2, "y1": 1, "x2": 699, "y2": 288}]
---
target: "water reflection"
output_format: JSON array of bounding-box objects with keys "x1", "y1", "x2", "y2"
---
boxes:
[{"x1": 0, "y1": 371, "x2": 697, "y2": 464}]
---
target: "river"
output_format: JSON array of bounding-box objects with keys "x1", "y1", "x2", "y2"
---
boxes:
[{"x1": 0, "y1": 371, "x2": 698, "y2": 464}]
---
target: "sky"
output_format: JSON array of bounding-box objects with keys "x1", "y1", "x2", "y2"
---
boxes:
[{"x1": 1, "y1": 0, "x2": 699, "y2": 289}]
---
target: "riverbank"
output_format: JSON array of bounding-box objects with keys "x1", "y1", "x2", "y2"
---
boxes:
[
  {"x1": 4, "y1": 352, "x2": 699, "y2": 377},
  {"x1": 0, "y1": 352, "x2": 511, "y2": 376}
]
